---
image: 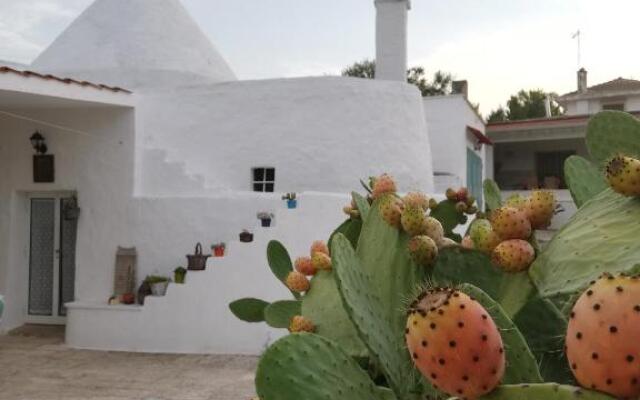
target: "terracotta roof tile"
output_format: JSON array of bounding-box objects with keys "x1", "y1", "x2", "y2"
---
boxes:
[
  {"x1": 0, "y1": 65, "x2": 132, "y2": 94},
  {"x1": 560, "y1": 77, "x2": 640, "y2": 98}
]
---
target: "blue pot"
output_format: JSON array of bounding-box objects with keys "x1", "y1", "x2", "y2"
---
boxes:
[{"x1": 287, "y1": 199, "x2": 298, "y2": 209}]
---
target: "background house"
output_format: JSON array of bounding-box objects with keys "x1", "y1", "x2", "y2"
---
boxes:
[{"x1": 486, "y1": 69, "x2": 640, "y2": 228}]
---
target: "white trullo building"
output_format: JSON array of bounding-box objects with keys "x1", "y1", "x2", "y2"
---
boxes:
[{"x1": 0, "y1": 0, "x2": 476, "y2": 354}]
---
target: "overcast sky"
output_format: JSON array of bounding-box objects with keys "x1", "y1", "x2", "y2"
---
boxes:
[{"x1": 2, "y1": 0, "x2": 640, "y2": 114}]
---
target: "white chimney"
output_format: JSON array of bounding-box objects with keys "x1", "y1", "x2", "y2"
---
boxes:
[
  {"x1": 544, "y1": 95, "x2": 552, "y2": 118},
  {"x1": 577, "y1": 68, "x2": 588, "y2": 93},
  {"x1": 375, "y1": 0, "x2": 411, "y2": 81}
]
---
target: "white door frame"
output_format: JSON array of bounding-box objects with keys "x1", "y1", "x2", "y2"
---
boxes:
[{"x1": 25, "y1": 191, "x2": 75, "y2": 325}]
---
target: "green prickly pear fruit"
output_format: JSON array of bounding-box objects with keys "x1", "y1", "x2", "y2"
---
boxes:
[
  {"x1": 311, "y1": 252, "x2": 332, "y2": 271},
  {"x1": 504, "y1": 194, "x2": 527, "y2": 211},
  {"x1": 372, "y1": 173, "x2": 397, "y2": 199},
  {"x1": 404, "y1": 191, "x2": 430, "y2": 211},
  {"x1": 288, "y1": 315, "x2": 315, "y2": 333},
  {"x1": 401, "y1": 206, "x2": 427, "y2": 236},
  {"x1": 294, "y1": 256, "x2": 316, "y2": 276},
  {"x1": 566, "y1": 273, "x2": 640, "y2": 399},
  {"x1": 285, "y1": 271, "x2": 310, "y2": 292},
  {"x1": 490, "y1": 207, "x2": 531, "y2": 240},
  {"x1": 379, "y1": 194, "x2": 403, "y2": 228},
  {"x1": 310, "y1": 240, "x2": 330, "y2": 257},
  {"x1": 446, "y1": 188, "x2": 457, "y2": 201},
  {"x1": 406, "y1": 288, "x2": 506, "y2": 399},
  {"x1": 605, "y1": 155, "x2": 640, "y2": 196},
  {"x1": 422, "y1": 216, "x2": 444, "y2": 243},
  {"x1": 407, "y1": 235, "x2": 438, "y2": 267},
  {"x1": 461, "y1": 235, "x2": 475, "y2": 249},
  {"x1": 526, "y1": 190, "x2": 556, "y2": 229},
  {"x1": 491, "y1": 239, "x2": 535, "y2": 272},
  {"x1": 469, "y1": 219, "x2": 501, "y2": 254}
]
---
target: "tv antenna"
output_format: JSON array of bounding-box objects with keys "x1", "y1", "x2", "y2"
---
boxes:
[{"x1": 572, "y1": 30, "x2": 581, "y2": 67}]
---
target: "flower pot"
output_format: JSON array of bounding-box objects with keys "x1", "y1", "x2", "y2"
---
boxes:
[
  {"x1": 121, "y1": 293, "x2": 135, "y2": 304},
  {"x1": 261, "y1": 218, "x2": 272, "y2": 227},
  {"x1": 213, "y1": 246, "x2": 225, "y2": 257},
  {"x1": 287, "y1": 199, "x2": 297, "y2": 209},
  {"x1": 174, "y1": 272, "x2": 186, "y2": 284},
  {"x1": 240, "y1": 232, "x2": 254, "y2": 243},
  {"x1": 150, "y1": 281, "x2": 169, "y2": 296}
]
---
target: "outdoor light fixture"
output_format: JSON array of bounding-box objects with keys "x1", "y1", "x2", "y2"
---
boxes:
[{"x1": 30, "y1": 131, "x2": 54, "y2": 183}]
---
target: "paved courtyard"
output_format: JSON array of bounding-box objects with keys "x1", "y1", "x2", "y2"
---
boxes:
[{"x1": 0, "y1": 325, "x2": 257, "y2": 400}]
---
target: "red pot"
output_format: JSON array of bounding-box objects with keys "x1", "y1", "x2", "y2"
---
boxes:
[{"x1": 213, "y1": 247, "x2": 225, "y2": 257}]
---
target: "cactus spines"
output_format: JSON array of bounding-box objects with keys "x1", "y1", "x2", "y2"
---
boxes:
[
  {"x1": 491, "y1": 239, "x2": 535, "y2": 272},
  {"x1": 404, "y1": 191, "x2": 430, "y2": 211},
  {"x1": 469, "y1": 219, "x2": 501, "y2": 254},
  {"x1": 401, "y1": 206, "x2": 427, "y2": 236},
  {"x1": 407, "y1": 235, "x2": 438, "y2": 267},
  {"x1": 372, "y1": 173, "x2": 397, "y2": 199},
  {"x1": 605, "y1": 155, "x2": 640, "y2": 196},
  {"x1": 526, "y1": 190, "x2": 556, "y2": 229},
  {"x1": 311, "y1": 252, "x2": 332, "y2": 271},
  {"x1": 406, "y1": 288, "x2": 506, "y2": 399},
  {"x1": 310, "y1": 240, "x2": 330, "y2": 257},
  {"x1": 294, "y1": 256, "x2": 316, "y2": 276},
  {"x1": 286, "y1": 271, "x2": 310, "y2": 292},
  {"x1": 490, "y1": 207, "x2": 532, "y2": 240},
  {"x1": 566, "y1": 273, "x2": 640, "y2": 399},
  {"x1": 288, "y1": 315, "x2": 315, "y2": 333},
  {"x1": 379, "y1": 194, "x2": 403, "y2": 228}
]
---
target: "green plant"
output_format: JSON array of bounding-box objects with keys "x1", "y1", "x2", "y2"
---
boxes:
[
  {"x1": 173, "y1": 266, "x2": 187, "y2": 284},
  {"x1": 231, "y1": 114, "x2": 640, "y2": 400},
  {"x1": 144, "y1": 275, "x2": 169, "y2": 284}
]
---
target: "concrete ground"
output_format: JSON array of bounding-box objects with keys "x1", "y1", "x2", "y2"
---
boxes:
[{"x1": 0, "y1": 325, "x2": 258, "y2": 400}]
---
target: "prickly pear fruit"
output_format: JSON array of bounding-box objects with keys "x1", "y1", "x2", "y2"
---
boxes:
[
  {"x1": 455, "y1": 201, "x2": 468, "y2": 213},
  {"x1": 372, "y1": 173, "x2": 397, "y2": 199},
  {"x1": 504, "y1": 194, "x2": 527, "y2": 211},
  {"x1": 379, "y1": 194, "x2": 403, "y2": 228},
  {"x1": 465, "y1": 195, "x2": 476, "y2": 207},
  {"x1": 446, "y1": 188, "x2": 457, "y2": 201},
  {"x1": 294, "y1": 256, "x2": 316, "y2": 276},
  {"x1": 469, "y1": 219, "x2": 501, "y2": 254},
  {"x1": 311, "y1": 252, "x2": 332, "y2": 271},
  {"x1": 456, "y1": 187, "x2": 469, "y2": 202},
  {"x1": 406, "y1": 288, "x2": 506, "y2": 399},
  {"x1": 285, "y1": 271, "x2": 310, "y2": 293},
  {"x1": 310, "y1": 240, "x2": 329, "y2": 257},
  {"x1": 437, "y1": 237, "x2": 457, "y2": 249},
  {"x1": 407, "y1": 235, "x2": 438, "y2": 267},
  {"x1": 429, "y1": 198, "x2": 439, "y2": 210},
  {"x1": 466, "y1": 205, "x2": 478, "y2": 215},
  {"x1": 288, "y1": 315, "x2": 315, "y2": 333},
  {"x1": 526, "y1": 190, "x2": 556, "y2": 229},
  {"x1": 422, "y1": 217, "x2": 444, "y2": 243},
  {"x1": 566, "y1": 273, "x2": 640, "y2": 399},
  {"x1": 491, "y1": 239, "x2": 535, "y2": 272},
  {"x1": 461, "y1": 236, "x2": 475, "y2": 249},
  {"x1": 490, "y1": 207, "x2": 532, "y2": 240},
  {"x1": 404, "y1": 191, "x2": 430, "y2": 211},
  {"x1": 343, "y1": 205, "x2": 360, "y2": 219},
  {"x1": 401, "y1": 206, "x2": 427, "y2": 236},
  {"x1": 605, "y1": 155, "x2": 640, "y2": 196}
]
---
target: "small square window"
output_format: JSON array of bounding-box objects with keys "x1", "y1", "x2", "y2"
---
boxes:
[{"x1": 252, "y1": 167, "x2": 275, "y2": 192}]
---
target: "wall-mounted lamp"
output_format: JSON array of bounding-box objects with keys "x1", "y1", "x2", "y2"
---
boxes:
[
  {"x1": 473, "y1": 140, "x2": 483, "y2": 151},
  {"x1": 30, "y1": 131, "x2": 48, "y2": 154},
  {"x1": 31, "y1": 131, "x2": 54, "y2": 183}
]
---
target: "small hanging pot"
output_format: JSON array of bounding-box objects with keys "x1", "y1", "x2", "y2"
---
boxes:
[{"x1": 187, "y1": 242, "x2": 210, "y2": 271}]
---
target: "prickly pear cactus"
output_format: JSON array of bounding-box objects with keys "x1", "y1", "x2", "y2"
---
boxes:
[
  {"x1": 450, "y1": 383, "x2": 614, "y2": 400},
  {"x1": 564, "y1": 155, "x2": 607, "y2": 208},
  {"x1": 483, "y1": 179, "x2": 503, "y2": 211},
  {"x1": 586, "y1": 110, "x2": 640, "y2": 165},
  {"x1": 255, "y1": 333, "x2": 392, "y2": 400}
]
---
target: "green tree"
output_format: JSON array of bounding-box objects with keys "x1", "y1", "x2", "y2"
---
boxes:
[
  {"x1": 487, "y1": 90, "x2": 563, "y2": 122},
  {"x1": 341, "y1": 59, "x2": 453, "y2": 97}
]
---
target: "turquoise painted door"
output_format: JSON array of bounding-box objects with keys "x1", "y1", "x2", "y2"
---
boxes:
[{"x1": 467, "y1": 149, "x2": 483, "y2": 208}]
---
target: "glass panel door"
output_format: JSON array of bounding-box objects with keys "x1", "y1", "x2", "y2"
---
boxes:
[{"x1": 28, "y1": 198, "x2": 56, "y2": 316}]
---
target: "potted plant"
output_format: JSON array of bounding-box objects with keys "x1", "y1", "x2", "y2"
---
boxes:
[
  {"x1": 145, "y1": 275, "x2": 170, "y2": 296},
  {"x1": 211, "y1": 242, "x2": 226, "y2": 257},
  {"x1": 239, "y1": 230, "x2": 254, "y2": 243},
  {"x1": 257, "y1": 211, "x2": 274, "y2": 227},
  {"x1": 174, "y1": 266, "x2": 187, "y2": 284},
  {"x1": 282, "y1": 192, "x2": 297, "y2": 209}
]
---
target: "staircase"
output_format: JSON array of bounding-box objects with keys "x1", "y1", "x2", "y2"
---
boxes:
[{"x1": 65, "y1": 192, "x2": 349, "y2": 354}]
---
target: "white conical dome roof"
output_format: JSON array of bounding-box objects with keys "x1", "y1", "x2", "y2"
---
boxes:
[{"x1": 32, "y1": 0, "x2": 237, "y2": 89}]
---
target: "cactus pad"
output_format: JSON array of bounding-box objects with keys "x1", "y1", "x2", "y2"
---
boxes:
[
  {"x1": 564, "y1": 155, "x2": 607, "y2": 208},
  {"x1": 483, "y1": 179, "x2": 503, "y2": 211},
  {"x1": 458, "y1": 284, "x2": 543, "y2": 384},
  {"x1": 448, "y1": 383, "x2": 615, "y2": 399},
  {"x1": 352, "y1": 191, "x2": 371, "y2": 220},
  {"x1": 587, "y1": 110, "x2": 640, "y2": 165},
  {"x1": 430, "y1": 199, "x2": 464, "y2": 240},
  {"x1": 264, "y1": 300, "x2": 301, "y2": 328},
  {"x1": 301, "y1": 271, "x2": 367, "y2": 357},
  {"x1": 329, "y1": 218, "x2": 362, "y2": 250},
  {"x1": 255, "y1": 333, "x2": 391, "y2": 400},
  {"x1": 228, "y1": 298, "x2": 269, "y2": 323},
  {"x1": 433, "y1": 248, "x2": 534, "y2": 318},
  {"x1": 267, "y1": 240, "x2": 299, "y2": 299},
  {"x1": 529, "y1": 188, "x2": 640, "y2": 298}
]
